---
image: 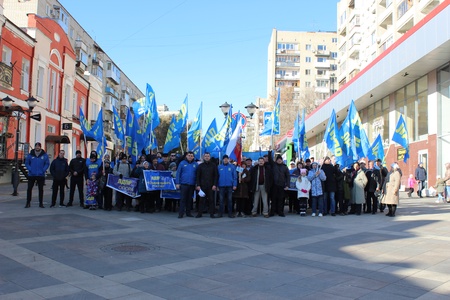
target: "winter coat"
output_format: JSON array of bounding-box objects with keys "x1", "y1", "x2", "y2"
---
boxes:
[
  {"x1": 98, "y1": 165, "x2": 113, "y2": 191},
  {"x1": 25, "y1": 149, "x2": 50, "y2": 177},
  {"x1": 434, "y1": 178, "x2": 445, "y2": 194},
  {"x1": 134, "y1": 166, "x2": 150, "y2": 194},
  {"x1": 176, "y1": 159, "x2": 198, "y2": 185},
  {"x1": 321, "y1": 163, "x2": 337, "y2": 192},
  {"x1": 69, "y1": 156, "x2": 85, "y2": 179},
  {"x1": 351, "y1": 169, "x2": 368, "y2": 204},
  {"x1": 113, "y1": 160, "x2": 132, "y2": 178},
  {"x1": 415, "y1": 165, "x2": 427, "y2": 181},
  {"x1": 383, "y1": 170, "x2": 401, "y2": 205},
  {"x1": 217, "y1": 163, "x2": 237, "y2": 187},
  {"x1": 50, "y1": 157, "x2": 70, "y2": 181},
  {"x1": 296, "y1": 176, "x2": 311, "y2": 199},
  {"x1": 307, "y1": 168, "x2": 326, "y2": 196},
  {"x1": 196, "y1": 160, "x2": 218, "y2": 190},
  {"x1": 250, "y1": 164, "x2": 273, "y2": 194},
  {"x1": 272, "y1": 162, "x2": 290, "y2": 188},
  {"x1": 335, "y1": 168, "x2": 344, "y2": 192},
  {"x1": 233, "y1": 168, "x2": 251, "y2": 199},
  {"x1": 365, "y1": 169, "x2": 379, "y2": 193}
]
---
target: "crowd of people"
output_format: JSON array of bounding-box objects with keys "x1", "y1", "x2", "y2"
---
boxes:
[{"x1": 23, "y1": 142, "x2": 450, "y2": 218}]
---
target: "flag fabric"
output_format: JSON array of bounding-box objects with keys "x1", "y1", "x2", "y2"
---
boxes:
[
  {"x1": 125, "y1": 109, "x2": 134, "y2": 155},
  {"x1": 112, "y1": 106, "x2": 125, "y2": 146},
  {"x1": 225, "y1": 111, "x2": 243, "y2": 165},
  {"x1": 260, "y1": 88, "x2": 280, "y2": 136},
  {"x1": 202, "y1": 118, "x2": 220, "y2": 154},
  {"x1": 323, "y1": 109, "x2": 345, "y2": 166},
  {"x1": 148, "y1": 84, "x2": 160, "y2": 129},
  {"x1": 299, "y1": 109, "x2": 310, "y2": 159},
  {"x1": 348, "y1": 100, "x2": 364, "y2": 160},
  {"x1": 359, "y1": 128, "x2": 371, "y2": 158},
  {"x1": 173, "y1": 96, "x2": 188, "y2": 135},
  {"x1": 96, "y1": 136, "x2": 107, "y2": 159},
  {"x1": 132, "y1": 83, "x2": 155, "y2": 118},
  {"x1": 214, "y1": 106, "x2": 233, "y2": 153},
  {"x1": 368, "y1": 134, "x2": 385, "y2": 162},
  {"x1": 79, "y1": 107, "x2": 94, "y2": 139},
  {"x1": 187, "y1": 103, "x2": 202, "y2": 159},
  {"x1": 163, "y1": 114, "x2": 180, "y2": 153},
  {"x1": 392, "y1": 114, "x2": 410, "y2": 162},
  {"x1": 292, "y1": 112, "x2": 301, "y2": 154}
]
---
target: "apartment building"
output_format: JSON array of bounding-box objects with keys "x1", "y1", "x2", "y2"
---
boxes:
[
  {"x1": 305, "y1": 0, "x2": 450, "y2": 186},
  {"x1": 337, "y1": 0, "x2": 445, "y2": 87},
  {"x1": 3, "y1": 0, "x2": 144, "y2": 159}
]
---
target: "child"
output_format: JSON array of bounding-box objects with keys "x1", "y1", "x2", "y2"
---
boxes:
[
  {"x1": 407, "y1": 174, "x2": 415, "y2": 197},
  {"x1": 85, "y1": 172, "x2": 98, "y2": 210},
  {"x1": 296, "y1": 169, "x2": 311, "y2": 216},
  {"x1": 434, "y1": 175, "x2": 446, "y2": 203}
]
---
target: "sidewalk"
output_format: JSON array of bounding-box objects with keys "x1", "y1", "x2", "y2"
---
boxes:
[{"x1": 1, "y1": 181, "x2": 450, "y2": 299}]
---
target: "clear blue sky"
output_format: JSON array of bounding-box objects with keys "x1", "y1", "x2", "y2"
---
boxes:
[{"x1": 60, "y1": 0, "x2": 338, "y2": 132}]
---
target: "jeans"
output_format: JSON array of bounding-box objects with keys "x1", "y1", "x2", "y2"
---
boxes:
[
  {"x1": 27, "y1": 176, "x2": 45, "y2": 204},
  {"x1": 179, "y1": 184, "x2": 195, "y2": 215},
  {"x1": 69, "y1": 176, "x2": 84, "y2": 205},
  {"x1": 219, "y1": 186, "x2": 233, "y2": 215},
  {"x1": 418, "y1": 180, "x2": 426, "y2": 196},
  {"x1": 311, "y1": 195, "x2": 324, "y2": 214},
  {"x1": 323, "y1": 191, "x2": 335, "y2": 214},
  {"x1": 446, "y1": 186, "x2": 450, "y2": 200}
]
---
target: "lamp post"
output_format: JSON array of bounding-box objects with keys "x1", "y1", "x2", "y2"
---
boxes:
[
  {"x1": 245, "y1": 102, "x2": 259, "y2": 119},
  {"x1": 0, "y1": 96, "x2": 39, "y2": 196},
  {"x1": 219, "y1": 102, "x2": 231, "y2": 117},
  {"x1": 245, "y1": 102, "x2": 259, "y2": 151}
]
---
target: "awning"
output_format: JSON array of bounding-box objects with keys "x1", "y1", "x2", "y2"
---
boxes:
[
  {"x1": 80, "y1": 133, "x2": 96, "y2": 142},
  {"x1": 45, "y1": 135, "x2": 71, "y2": 144}
]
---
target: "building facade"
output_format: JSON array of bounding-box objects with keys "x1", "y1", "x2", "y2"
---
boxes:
[{"x1": 306, "y1": 0, "x2": 450, "y2": 187}]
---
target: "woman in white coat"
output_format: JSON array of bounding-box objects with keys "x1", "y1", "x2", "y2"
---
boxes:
[{"x1": 382, "y1": 163, "x2": 402, "y2": 217}]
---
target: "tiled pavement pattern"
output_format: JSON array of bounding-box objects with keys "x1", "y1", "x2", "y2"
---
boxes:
[{"x1": 1, "y1": 183, "x2": 450, "y2": 299}]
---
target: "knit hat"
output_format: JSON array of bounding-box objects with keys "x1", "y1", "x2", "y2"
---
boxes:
[
  {"x1": 275, "y1": 154, "x2": 282, "y2": 161},
  {"x1": 222, "y1": 154, "x2": 229, "y2": 160},
  {"x1": 300, "y1": 168, "x2": 307, "y2": 174},
  {"x1": 169, "y1": 162, "x2": 177, "y2": 169}
]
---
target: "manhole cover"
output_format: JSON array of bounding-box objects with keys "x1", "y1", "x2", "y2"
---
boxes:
[{"x1": 101, "y1": 242, "x2": 159, "y2": 255}]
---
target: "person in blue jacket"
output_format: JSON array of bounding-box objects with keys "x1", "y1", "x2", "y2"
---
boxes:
[
  {"x1": 175, "y1": 151, "x2": 198, "y2": 218},
  {"x1": 217, "y1": 154, "x2": 237, "y2": 218},
  {"x1": 25, "y1": 142, "x2": 50, "y2": 208}
]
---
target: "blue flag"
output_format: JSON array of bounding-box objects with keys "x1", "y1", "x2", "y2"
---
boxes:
[
  {"x1": 112, "y1": 106, "x2": 125, "y2": 146},
  {"x1": 96, "y1": 136, "x2": 107, "y2": 159},
  {"x1": 292, "y1": 112, "x2": 301, "y2": 154},
  {"x1": 173, "y1": 96, "x2": 188, "y2": 135},
  {"x1": 324, "y1": 109, "x2": 345, "y2": 166},
  {"x1": 392, "y1": 114, "x2": 409, "y2": 162},
  {"x1": 260, "y1": 88, "x2": 280, "y2": 136},
  {"x1": 368, "y1": 134, "x2": 385, "y2": 162},
  {"x1": 214, "y1": 106, "x2": 234, "y2": 153},
  {"x1": 79, "y1": 107, "x2": 94, "y2": 140},
  {"x1": 187, "y1": 103, "x2": 202, "y2": 159},
  {"x1": 202, "y1": 118, "x2": 220, "y2": 155},
  {"x1": 132, "y1": 83, "x2": 155, "y2": 118},
  {"x1": 163, "y1": 114, "x2": 180, "y2": 153},
  {"x1": 147, "y1": 83, "x2": 160, "y2": 128},
  {"x1": 299, "y1": 109, "x2": 309, "y2": 159}
]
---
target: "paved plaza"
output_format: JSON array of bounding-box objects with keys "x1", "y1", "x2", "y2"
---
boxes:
[{"x1": 1, "y1": 183, "x2": 450, "y2": 299}]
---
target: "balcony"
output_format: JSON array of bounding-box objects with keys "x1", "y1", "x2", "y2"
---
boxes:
[
  {"x1": 275, "y1": 74, "x2": 300, "y2": 80},
  {"x1": 314, "y1": 87, "x2": 329, "y2": 94},
  {"x1": 314, "y1": 61, "x2": 331, "y2": 69},
  {"x1": 0, "y1": 61, "x2": 13, "y2": 88},
  {"x1": 105, "y1": 86, "x2": 120, "y2": 99},
  {"x1": 75, "y1": 40, "x2": 88, "y2": 52},
  {"x1": 418, "y1": 0, "x2": 440, "y2": 14},
  {"x1": 397, "y1": 2, "x2": 414, "y2": 33},
  {"x1": 276, "y1": 62, "x2": 300, "y2": 68},
  {"x1": 315, "y1": 74, "x2": 330, "y2": 80},
  {"x1": 314, "y1": 50, "x2": 330, "y2": 57},
  {"x1": 378, "y1": 7, "x2": 393, "y2": 29}
]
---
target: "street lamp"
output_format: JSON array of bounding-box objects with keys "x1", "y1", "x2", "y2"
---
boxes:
[
  {"x1": 0, "y1": 95, "x2": 40, "y2": 196},
  {"x1": 245, "y1": 102, "x2": 259, "y2": 119},
  {"x1": 219, "y1": 102, "x2": 231, "y2": 117}
]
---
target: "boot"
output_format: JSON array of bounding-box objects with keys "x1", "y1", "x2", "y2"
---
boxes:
[
  {"x1": 391, "y1": 205, "x2": 397, "y2": 217},
  {"x1": 24, "y1": 201, "x2": 30, "y2": 208},
  {"x1": 385, "y1": 205, "x2": 392, "y2": 216},
  {"x1": 39, "y1": 202, "x2": 45, "y2": 208}
]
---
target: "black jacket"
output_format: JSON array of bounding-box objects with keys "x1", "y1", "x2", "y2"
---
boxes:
[
  {"x1": 321, "y1": 163, "x2": 337, "y2": 192},
  {"x1": 69, "y1": 157, "x2": 86, "y2": 178},
  {"x1": 50, "y1": 157, "x2": 70, "y2": 181},
  {"x1": 250, "y1": 164, "x2": 273, "y2": 193},
  {"x1": 196, "y1": 160, "x2": 218, "y2": 189}
]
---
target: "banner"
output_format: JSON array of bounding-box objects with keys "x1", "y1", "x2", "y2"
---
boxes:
[
  {"x1": 143, "y1": 170, "x2": 176, "y2": 191},
  {"x1": 161, "y1": 190, "x2": 181, "y2": 200},
  {"x1": 106, "y1": 174, "x2": 140, "y2": 198},
  {"x1": 288, "y1": 174, "x2": 299, "y2": 191}
]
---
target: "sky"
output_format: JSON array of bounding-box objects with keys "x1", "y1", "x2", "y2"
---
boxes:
[{"x1": 60, "y1": 0, "x2": 338, "y2": 132}]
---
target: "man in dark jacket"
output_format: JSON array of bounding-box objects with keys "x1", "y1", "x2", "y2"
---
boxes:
[
  {"x1": 365, "y1": 160, "x2": 379, "y2": 214},
  {"x1": 68, "y1": 150, "x2": 85, "y2": 207},
  {"x1": 196, "y1": 152, "x2": 218, "y2": 218},
  {"x1": 250, "y1": 157, "x2": 273, "y2": 217},
  {"x1": 321, "y1": 156, "x2": 337, "y2": 216},
  {"x1": 415, "y1": 162, "x2": 427, "y2": 198},
  {"x1": 50, "y1": 149, "x2": 70, "y2": 207},
  {"x1": 25, "y1": 142, "x2": 50, "y2": 208},
  {"x1": 269, "y1": 154, "x2": 290, "y2": 217}
]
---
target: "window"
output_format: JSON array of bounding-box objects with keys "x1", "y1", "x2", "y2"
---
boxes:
[
  {"x1": 92, "y1": 103, "x2": 99, "y2": 120},
  {"x1": 371, "y1": 31, "x2": 376, "y2": 45},
  {"x1": 317, "y1": 70, "x2": 326, "y2": 75},
  {"x1": 317, "y1": 45, "x2": 326, "y2": 51},
  {"x1": 36, "y1": 66, "x2": 45, "y2": 97},
  {"x1": 2, "y1": 46, "x2": 12, "y2": 64},
  {"x1": 64, "y1": 84, "x2": 71, "y2": 111},
  {"x1": 276, "y1": 70, "x2": 286, "y2": 76},
  {"x1": 92, "y1": 65, "x2": 103, "y2": 80},
  {"x1": 292, "y1": 71, "x2": 298, "y2": 76},
  {"x1": 305, "y1": 82, "x2": 311, "y2": 88},
  {"x1": 305, "y1": 69, "x2": 311, "y2": 75},
  {"x1": 316, "y1": 80, "x2": 328, "y2": 87},
  {"x1": 47, "y1": 125, "x2": 56, "y2": 133},
  {"x1": 305, "y1": 57, "x2": 311, "y2": 63},
  {"x1": 330, "y1": 64, "x2": 338, "y2": 71},
  {"x1": 72, "y1": 91, "x2": 78, "y2": 115},
  {"x1": 331, "y1": 52, "x2": 338, "y2": 59},
  {"x1": 305, "y1": 44, "x2": 311, "y2": 51},
  {"x1": 332, "y1": 37, "x2": 338, "y2": 43},
  {"x1": 21, "y1": 58, "x2": 30, "y2": 92},
  {"x1": 48, "y1": 70, "x2": 58, "y2": 111},
  {"x1": 69, "y1": 27, "x2": 74, "y2": 39}
]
